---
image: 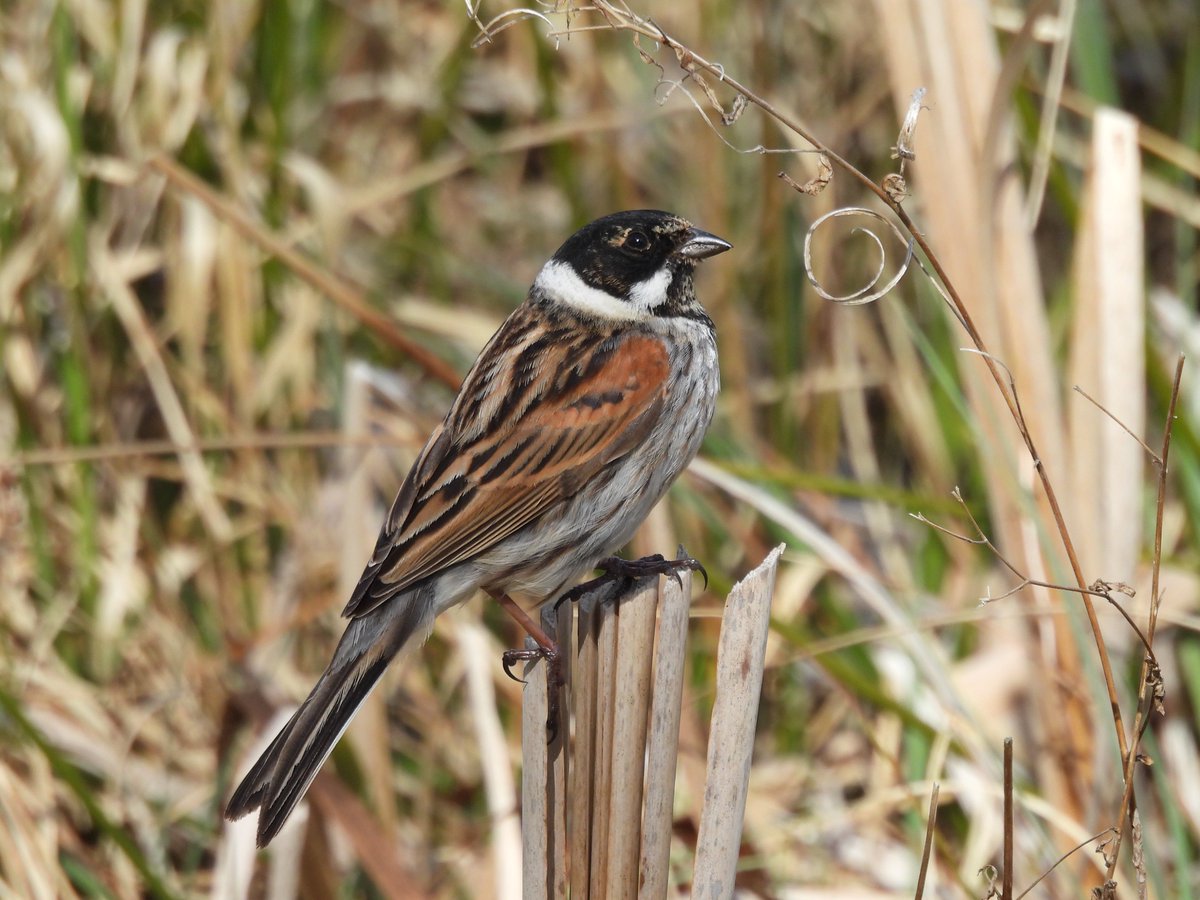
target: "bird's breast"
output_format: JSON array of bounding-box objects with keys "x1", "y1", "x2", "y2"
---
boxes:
[{"x1": 476, "y1": 323, "x2": 718, "y2": 605}]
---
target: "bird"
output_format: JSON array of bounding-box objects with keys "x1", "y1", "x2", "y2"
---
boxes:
[{"x1": 224, "y1": 209, "x2": 731, "y2": 847}]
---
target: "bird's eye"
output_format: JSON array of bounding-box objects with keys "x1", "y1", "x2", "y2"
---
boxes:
[{"x1": 625, "y1": 230, "x2": 651, "y2": 252}]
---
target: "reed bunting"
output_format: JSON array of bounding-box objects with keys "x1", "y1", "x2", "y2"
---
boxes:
[{"x1": 225, "y1": 209, "x2": 731, "y2": 847}]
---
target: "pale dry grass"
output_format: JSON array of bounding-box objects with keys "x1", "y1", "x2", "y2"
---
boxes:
[{"x1": 2, "y1": 0, "x2": 1199, "y2": 897}]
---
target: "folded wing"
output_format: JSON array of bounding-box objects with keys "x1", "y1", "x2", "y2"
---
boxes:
[{"x1": 343, "y1": 314, "x2": 670, "y2": 618}]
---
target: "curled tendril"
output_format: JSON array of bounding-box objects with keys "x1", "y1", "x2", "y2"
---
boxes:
[{"x1": 803, "y1": 207, "x2": 915, "y2": 306}]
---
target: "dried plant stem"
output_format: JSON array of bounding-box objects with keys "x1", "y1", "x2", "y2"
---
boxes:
[
  {"x1": 913, "y1": 783, "x2": 940, "y2": 899},
  {"x1": 1073, "y1": 385, "x2": 1160, "y2": 461},
  {"x1": 1014, "y1": 828, "x2": 1118, "y2": 900},
  {"x1": 590, "y1": 583, "x2": 619, "y2": 896},
  {"x1": 638, "y1": 570, "x2": 693, "y2": 899},
  {"x1": 606, "y1": 577, "x2": 659, "y2": 897},
  {"x1": 461, "y1": 622, "x2": 522, "y2": 900},
  {"x1": 888, "y1": 197, "x2": 1130, "y2": 763},
  {"x1": 520, "y1": 552, "x2": 782, "y2": 897},
  {"x1": 521, "y1": 635, "x2": 553, "y2": 899},
  {"x1": 915, "y1": 499, "x2": 1158, "y2": 662},
  {"x1": 693, "y1": 545, "x2": 783, "y2": 897},
  {"x1": 530, "y1": 0, "x2": 1131, "y2": 773},
  {"x1": 1106, "y1": 354, "x2": 1185, "y2": 880},
  {"x1": 1003, "y1": 738, "x2": 1014, "y2": 900},
  {"x1": 569, "y1": 592, "x2": 600, "y2": 898},
  {"x1": 521, "y1": 606, "x2": 569, "y2": 900},
  {"x1": 1142, "y1": 356, "x2": 1182, "y2": 684}
]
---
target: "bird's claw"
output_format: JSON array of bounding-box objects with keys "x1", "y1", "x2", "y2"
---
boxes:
[
  {"x1": 501, "y1": 650, "x2": 527, "y2": 684},
  {"x1": 500, "y1": 644, "x2": 564, "y2": 742},
  {"x1": 501, "y1": 646, "x2": 556, "y2": 685},
  {"x1": 553, "y1": 550, "x2": 707, "y2": 610}
]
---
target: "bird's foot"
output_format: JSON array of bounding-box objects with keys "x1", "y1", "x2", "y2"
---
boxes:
[
  {"x1": 553, "y1": 548, "x2": 707, "y2": 611},
  {"x1": 500, "y1": 642, "x2": 565, "y2": 743},
  {"x1": 500, "y1": 642, "x2": 561, "y2": 685}
]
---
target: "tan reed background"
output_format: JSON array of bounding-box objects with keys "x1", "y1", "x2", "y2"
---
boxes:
[{"x1": 2, "y1": 0, "x2": 1199, "y2": 896}]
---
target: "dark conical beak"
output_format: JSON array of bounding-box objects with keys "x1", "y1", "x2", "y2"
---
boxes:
[{"x1": 677, "y1": 227, "x2": 732, "y2": 260}]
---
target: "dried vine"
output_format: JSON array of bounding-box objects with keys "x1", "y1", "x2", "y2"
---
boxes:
[{"x1": 470, "y1": 0, "x2": 1184, "y2": 887}]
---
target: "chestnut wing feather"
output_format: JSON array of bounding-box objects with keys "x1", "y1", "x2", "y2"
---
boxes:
[{"x1": 342, "y1": 324, "x2": 670, "y2": 618}]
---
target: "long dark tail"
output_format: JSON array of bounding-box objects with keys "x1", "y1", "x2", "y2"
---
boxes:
[{"x1": 225, "y1": 590, "x2": 435, "y2": 847}]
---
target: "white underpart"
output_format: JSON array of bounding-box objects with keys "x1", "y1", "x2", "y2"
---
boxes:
[{"x1": 534, "y1": 260, "x2": 674, "y2": 322}]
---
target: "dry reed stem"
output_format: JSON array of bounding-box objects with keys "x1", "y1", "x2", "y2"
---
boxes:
[
  {"x1": 590, "y1": 581, "x2": 620, "y2": 897},
  {"x1": 524, "y1": 576, "x2": 661, "y2": 899},
  {"x1": 568, "y1": 591, "x2": 600, "y2": 898},
  {"x1": 638, "y1": 570, "x2": 693, "y2": 900},
  {"x1": 692, "y1": 544, "x2": 783, "y2": 898},
  {"x1": 1023, "y1": 0, "x2": 1077, "y2": 226},
  {"x1": 547, "y1": 604, "x2": 571, "y2": 899},
  {"x1": 266, "y1": 803, "x2": 308, "y2": 898},
  {"x1": 606, "y1": 576, "x2": 660, "y2": 896},
  {"x1": 913, "y1": 782, "x2": 940, "y2": 900},
  {"x1": 1067, "y1": 107, "x2": 1145, "y2": 584},
  {"x1": 520, "y1": 555, "x2": 788, "y2": 897},
  {"x1": 220, "y1": 711, "x2": 300, "y2": 896},
  {"x1": 521, "y1": 616, "x2": 554, "y2": 900},
  {"x1": 8, "y1": 431, "x2": 416, "y2": 467}
]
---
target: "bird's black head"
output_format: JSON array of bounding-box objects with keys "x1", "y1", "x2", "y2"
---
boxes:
[{"x1": 533, "y1": 210, "x2": 730, "y2": 323}]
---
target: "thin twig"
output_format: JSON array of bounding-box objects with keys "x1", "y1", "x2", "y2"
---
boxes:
[
  {"x1": 917, "y1": 496, "x2": 1159, "y2": 662},
  {"x1": 519, "y1": 0, "x2": 1134, "y2": 769},
  {"x1": 909, "y1": 512, "x2": 988, "y2": 546},
  {"x1": 1106, "y1": 354, "x2": 1185, "y2": 880},
  {"x1": 885, "y1": 208, "x2": 1131, "y2": 768},
  {"x1": 1073, "y1": 385, "x2": 1161, "y2": 464},
  {"x1": 1003, "y1": 738, "x2": 1013, "y2": 900},
  {"x1": 1014, "y1": 828, "x2": 1118, "y2": 900},
  {"x1": 473, "y1": 0, "x2": 1134, "y2": 860},
  {"x1": 913, "y1": 783, "x2": 940, "y2": 899}
]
